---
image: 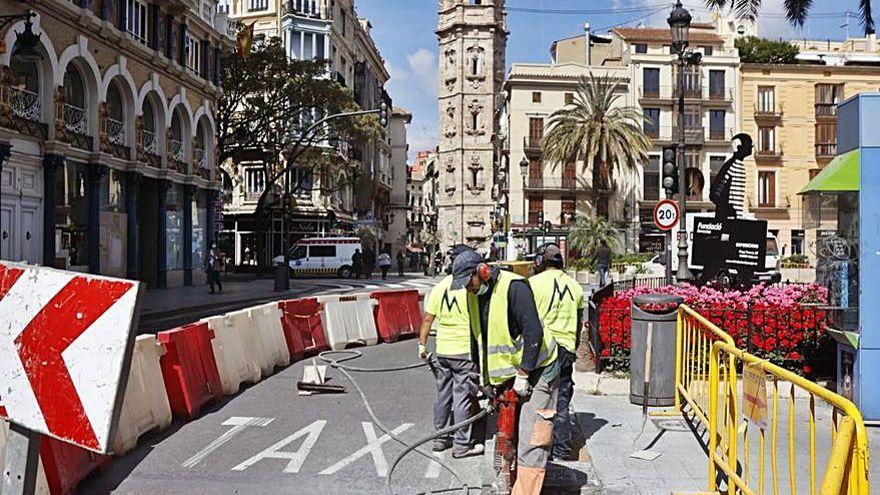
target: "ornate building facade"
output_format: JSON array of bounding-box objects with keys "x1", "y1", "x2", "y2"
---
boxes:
[{"x1": 436, "y1": 0, "x2": 506, "y2": 248}]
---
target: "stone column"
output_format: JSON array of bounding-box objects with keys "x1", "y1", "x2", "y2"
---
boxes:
[
  {"x1": 183, "y1": 184, "x2": 194, "y2": 286},
  {"x1": 87, "y1": 164, "x2": 108, "y2": 274},
  {"x1": 42, "y1": 154, "x2": 65, "y2": 267},
  {"x1": 157, "y1": 179, "x2": 169, "y2": 289},
  {"x1": 126, "y1": 172, "x2": 142, "y2": 280}
]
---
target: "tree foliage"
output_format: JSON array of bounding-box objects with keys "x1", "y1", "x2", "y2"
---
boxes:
[
  {"x1": 735, "y1": 36, "x2": 800, "y2": 64},
  {"x1": 706, "y1": 0, "x2": 874, "y2": 34},
  {"x1": 567, "y1": 215, "x2": 620, "y2": 267},
  {"x1": 217, "y1": 37, "x2": 380, "y2": 217},
  {"x1": 541, "y1": 74, "x2": 651, "y2": 210}
]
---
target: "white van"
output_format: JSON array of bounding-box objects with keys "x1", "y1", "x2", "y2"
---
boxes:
[{"x1": 272, "y1": 237, "x2": 363, "y2": 278}]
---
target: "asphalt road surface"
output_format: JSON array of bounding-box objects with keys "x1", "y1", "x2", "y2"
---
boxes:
[{"x1": 80, "y1": 340, "x2": 484, "y2": 495}]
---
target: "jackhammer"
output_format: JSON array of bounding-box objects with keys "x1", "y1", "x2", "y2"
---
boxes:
[{"x1": 483, "y1": 384, "x2": 520, "y2": 495}]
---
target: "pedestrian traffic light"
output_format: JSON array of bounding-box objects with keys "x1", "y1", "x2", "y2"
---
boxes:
[
  {"x1": 379, "y1": 102, "x2": 388, "y2": 127},
  {"x1": 662, "y1": 145, "x2": 678, "y2": 197}
]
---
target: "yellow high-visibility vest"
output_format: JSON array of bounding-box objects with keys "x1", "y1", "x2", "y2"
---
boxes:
[
  {"x1": 529, "y1": 269, "x2": 584, "y2": 353},
  {"x1": 467, "y1": 271, "x2": 558, "y2": 385},
  {"x1": 426, "y1": 276, "x2": 472, "y2": 357}
]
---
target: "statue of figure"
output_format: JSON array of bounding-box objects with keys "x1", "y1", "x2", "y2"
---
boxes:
[{"x1": 710, "y1": 133, "x2": 752, "y2": 219}]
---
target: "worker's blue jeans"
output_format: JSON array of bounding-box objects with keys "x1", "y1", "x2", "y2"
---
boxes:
[
  {"x1": 552, "y1": 347, "x2": 576, "y2": 459},
  {"x1": 598, "y1": 266, "x2": 609, "y2": 287}
]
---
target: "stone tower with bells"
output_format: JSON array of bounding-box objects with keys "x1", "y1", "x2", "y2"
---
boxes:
[{"x1": 436, "y1": 0, "x2": 507, "y2": 249}]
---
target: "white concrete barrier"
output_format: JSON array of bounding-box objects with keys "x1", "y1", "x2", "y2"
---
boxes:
[
  {"x1": 203, "y1": 313, "x2": 262, "y2": 395},
  {"x1": 111, "y1": 335, "x2": 173, "y2": 455},
  {"x1": 0, "y1": 421, "x2": 52, "y2": 494},
  {"x1": 224, "y1": 309, "x2": 277, "y2": 378},
  {"x1": 321, "y1": 295, "x2": 379, "y2": 351},
  {"x1": 247, "y1": 303, "x2": 291, "y2": 370}
]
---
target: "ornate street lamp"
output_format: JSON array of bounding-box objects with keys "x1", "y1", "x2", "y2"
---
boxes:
[
  {"x1": 3, "y1": 12, "x2": 42, "y2": 63},
  {"x1": 519, "y1": 156, "x2": 529, "y2": 227},
  {"x1": 667, "y1": 1, "x2": 691, "y2": 55},
  {"x1": 668, "y1": 0, "x2": 694, "y2": 283}
]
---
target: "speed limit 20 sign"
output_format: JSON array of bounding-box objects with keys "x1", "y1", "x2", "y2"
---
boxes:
[{"x1": 653, "y1": 199, "x2": 680, "y2": 231}]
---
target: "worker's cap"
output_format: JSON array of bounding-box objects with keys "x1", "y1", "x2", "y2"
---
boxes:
[
  {"x1": 540, "y1": 243, "x2": 563, "y2": 264},
  {"x1": 451, "y1": 249, "x2": 484, "y2": 290}
]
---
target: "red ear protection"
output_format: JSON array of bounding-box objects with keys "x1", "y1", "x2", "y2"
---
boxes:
[{"x1": 476, "y1": 263, "x2": 491, "y2": 282}]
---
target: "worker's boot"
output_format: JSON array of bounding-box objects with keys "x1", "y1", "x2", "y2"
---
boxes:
[
  {"x1": 452, "y1": 444, "x2": 484, "y2": 459},
  {"x1": 432, "y1": 438, "x2": 452, "y2": 452}
]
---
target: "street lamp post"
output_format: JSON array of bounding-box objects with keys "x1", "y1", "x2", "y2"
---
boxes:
[
  {"x1": 668, "y1": 1, "x2": 695, "y2": 283},
  {"x1": 0, "y1": 142, "x2": 10, "y2": 260},
  {"x1": 519, "y1": 156, "x2": 529, "y2": 239}
]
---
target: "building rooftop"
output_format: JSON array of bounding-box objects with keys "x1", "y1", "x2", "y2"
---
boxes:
[{"x1": 612, "y1": 27, "x2": 723, "y2": 44}]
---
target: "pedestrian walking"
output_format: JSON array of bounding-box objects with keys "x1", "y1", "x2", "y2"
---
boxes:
[
  {"x1": 530, "y1": 244, "x2": 584, "y2": 461},
  {"x1": 378, "y1": 251, "x2": 392, "y2": 280},
  {"x1": 418, "y1": 272, "x2": 482, "y2": 458},
  {"x1": 205, "y1": 242, "x2": 223, "y2": 294},
  {"x1": 489, "y1": 242, "x2": 499, "y2": 262},
  {"x1": 451, "y1": 250, "x2": 559, "y2": 494},
  {"x1": 595, "y1": 240, "x2": 612, "y2": 287},
  {"x1": 364, "y1": 247, "x2": 376, "y2": 279},
  {"x1": 351, "y1": 249, "x2": 363, "y2": 279},
  {"x1": 397, "y1": 250, "x2": 406, "y2": 277}
]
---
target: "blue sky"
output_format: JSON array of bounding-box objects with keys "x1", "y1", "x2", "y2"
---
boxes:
[{"x1": 354, "y1": 0, "x2": 876, "y2": 160}]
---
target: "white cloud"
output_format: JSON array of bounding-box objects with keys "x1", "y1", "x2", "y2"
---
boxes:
[
  {"x1": 407, "y1": 48, "x2": 440, "y2": 96},
  {"x1": 386, "y1": 47, "x2": 440, "y2": 160}
]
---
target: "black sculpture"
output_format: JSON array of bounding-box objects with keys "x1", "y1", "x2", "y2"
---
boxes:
[{"x1": 709, "y1": 133, "x2": 752, "y2": 220}]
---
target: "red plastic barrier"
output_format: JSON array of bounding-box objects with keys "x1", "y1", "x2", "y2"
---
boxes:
[
  {"x1": 40, "y1": 436, "x2": 109, "y2": 495},
  {"x1": 279, "y1": 298, "x2": 328, "y2": 357},
  {"x1": 157, "y1": 322, "x2": 223, "y2": 421},
  {"x1": 371, "y1": 290, "x2": 422, "y2": 343}
]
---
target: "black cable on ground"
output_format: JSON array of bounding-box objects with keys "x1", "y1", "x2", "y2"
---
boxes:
[{"x1": 317, "y1": 350, "x2": 486, "y2": 495}]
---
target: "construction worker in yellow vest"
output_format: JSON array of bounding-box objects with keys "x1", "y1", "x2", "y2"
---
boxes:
[
  {"x1": 529, "y1": 243, "x2": 585, "y2": 461},
  {"x1": 450, "y1": 249, "x2": 559, "y2": 495},
  {"x1": 418, "y1": 274, "x2": 484, "y2": 458}
]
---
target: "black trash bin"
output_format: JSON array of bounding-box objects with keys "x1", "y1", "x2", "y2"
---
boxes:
[
  {"x1": 274, "y1": 264, "x2": 289, "y2": 291},
  {"x1": 629, "y1": 294, "x2": 684, "y2": 407}
]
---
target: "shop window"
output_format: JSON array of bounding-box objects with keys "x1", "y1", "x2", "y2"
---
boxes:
[
  {"x1": 98, "y1": 170, "x2": 128, "y2": 277},
  {"x1": 193, "y1": 191, "x2": 207, "y2": 270},
  {"x1": 166, "y1": 184, "x2": 185, "y2": 270},
  {"x1": 55, "y1": 162, "x2": 90, "y2": 270}
]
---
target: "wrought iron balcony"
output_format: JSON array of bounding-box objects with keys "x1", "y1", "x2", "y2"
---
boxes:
[
  {"x1": 194, "y1": 147, "x2": 207, "y2": 168},
  {"x1": 140, "y1": 129, "x2": 158, "y2": 155},
  {"x1": 63, "y1": 104, "x2": 87, "y2": 135},
  {"x1": 755, "y1": 145, "x2": 784, "y2": 161},
  {"x1": 169, "y1": 139, "x2": 184, "y2": 163},
  {"x1": 523, "y1": 137, "x2": 542, "y2": 157},
  {"x1": 107, "y1": 117, "x2": 125, "y2": 145},
  {"x1": 755, "y1": 103, "x2": 784, "y2": 122},
  {"x1": 9, "y1": 87, "x2": 40, "y2": 121},
  {"x1": 816, "y1": 143, "x2": 837, "y2": 159}
]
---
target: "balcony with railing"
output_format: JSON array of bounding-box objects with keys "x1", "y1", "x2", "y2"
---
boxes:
[
  {"x1": 816, "y1": 143, "x2": 838, "y2": 159},
  {"x1": 815, "y1": 104, "x2": 838, "y2": 119},
  {"x1": 168, "y1": 139, "x2": 187, "y2": 173},
  {"x1": 652, "y1": 125, "x2": 705, "y2": 145},
  {"x1": 9, "y1": 87, "x2": 40, "y2": 121},
  {"x1": 524, "y1": 136, "x2": 542, "y2": 157},
  {"x1": 137, "y1": 128, "x2": 161, "y2": 167},
  {"x1": 285, "y1": 0, "x2": 324, "y2": 18},
  {"x1": 755, "y1": 145, "x2": 784, "y2": 161},
  {"x1": 104, "y1": 116, "x2": 131, "y2": 159},
  {"x1": 707, "y1": 127, "x2": 735, "y2": 143},
  {"x1": 63, "y1": 103, "x2": 93, "y2": 150},
  {"x1": 525, "y1": 176, "x2": 584, "y2": 192},
  {"x1": 755, "y1": 102, "x2": 784, "y2": 123},
  {"x1": 194, "y1": 147, "x2": 210, "y2": 179}
]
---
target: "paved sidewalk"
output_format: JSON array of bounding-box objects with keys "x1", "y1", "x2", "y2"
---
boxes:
[
  {"x1": 140, "y1": 278, "x2": 317, "y2": 316},
  {"x1": 571, "y1": 373, "x2": 880, "y2": 495}
]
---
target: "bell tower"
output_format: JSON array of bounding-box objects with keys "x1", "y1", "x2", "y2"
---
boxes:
[{"x1": 436, "y1": 0, "x2": 507, "y2": 247}]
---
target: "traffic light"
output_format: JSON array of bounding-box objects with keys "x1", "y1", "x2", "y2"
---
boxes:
[
  {"x1": 662, "y1": 145, "x2": 678, "y2": 197},
  {"x1": 379, "y1": 102, "x2": 388, "y2": 127},
  {"x1": 537, "y1": 210, "x2": 544, "y2": 226}
]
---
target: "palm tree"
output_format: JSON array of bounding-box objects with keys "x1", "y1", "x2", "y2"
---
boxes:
[
  {"x1": 541, "y1": 73, "x2": 651, "y2": 216},
  {"x1": 706, "y1": 0, "x2": 874, "y2": 34},
  {"x1": 567, "y1": 215, "x2": 620, "y2": 267}
]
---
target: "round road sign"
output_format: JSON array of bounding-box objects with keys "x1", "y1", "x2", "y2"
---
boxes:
[{"x1": 653, "y1": 200, "x2": 680, "y2": 231}]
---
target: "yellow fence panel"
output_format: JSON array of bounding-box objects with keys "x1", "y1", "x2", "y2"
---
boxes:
[{"x1": 675, "y1": 305, "x2": 870, "y2": 495}]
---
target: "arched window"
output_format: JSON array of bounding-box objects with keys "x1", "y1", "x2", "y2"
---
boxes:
[
  {"x1": 9, "y1": 55, "x2": 40, "y2": 122},
  {"x1": 195, "y1": 120, "x2": 209, "y2": 173},
  {"x1": 63, "y1": 65, "x2": 88, "y2": 136},
  {"x1": 170, "y1": 109, "x2": 184, "y2": 162},
  {"x1": 141, "y1": 98, "x2": 158, "y2": 155},
  {"x1": 106, "y1": 82, "x2": 125, "y2": 145}
]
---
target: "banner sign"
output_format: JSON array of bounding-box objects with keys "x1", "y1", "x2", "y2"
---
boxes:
[{"x1": 692, "y1": 217, "x2": 768, "y2": 283}]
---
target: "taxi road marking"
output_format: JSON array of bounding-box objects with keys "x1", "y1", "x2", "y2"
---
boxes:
[
  {"x1": 319, "y1": 422, "x2": 413, "y2": 477},
  {"x1": 232, "y1": 420, "x2": 327, "y2": 473},
  {"x1": 182, "y1": 416, "x2": 274, "y2": 469}
]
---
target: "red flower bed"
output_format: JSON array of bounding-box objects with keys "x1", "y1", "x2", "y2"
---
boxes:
[{"x1": 594, "y1": 283, "x2": 831, "y2": 373}]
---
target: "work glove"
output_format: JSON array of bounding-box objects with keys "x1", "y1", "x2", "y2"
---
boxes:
[
  {"x1": 418, "y1": 343, "x2": 428, "y2": 360},
  {"x1": 513, "y1": 374, "x2": 531, "y2": 397}
]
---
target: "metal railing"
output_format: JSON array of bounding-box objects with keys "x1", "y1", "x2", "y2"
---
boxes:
[
  {"x1": 675, "y1": 305, "x2": 871, "y2": 495},
  {"x1": 526, "y1": 176, "x2": 583, "y2": 191},
  {"x1": 9, "y1": 87, "x2": 40, "y2": 121},
  {"x1": 107, "y1": 117, "x2": 125, "y2": 145},
  {"x1": 194, "y1": 147, "x2": 207, "y2": 169},
  {"x1": 63, "y1": 103, "x2": 88, "y2": 135},
  {"x1": 140, "y1": 129, "x2": 158, "y2": 155},
  {"x1": 169, "y1": 139, "x2": 184, "y2": 162},
  {"x1": 816, "y1": 143, "x2": 838, "y2": 158}
]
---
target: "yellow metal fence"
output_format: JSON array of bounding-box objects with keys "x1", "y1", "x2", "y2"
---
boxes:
[{"x1": 674, "y1": 305, "x2": 870, "y2": 495}]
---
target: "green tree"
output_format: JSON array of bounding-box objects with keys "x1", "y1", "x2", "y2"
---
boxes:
[
  {"x1": 217, "y1": 36, "x2": 379, "y2": 221},
  {"x1": 567, "y1": 215, "x2": 620, "y2": 268},
  {"x1": 541, "y1": 74, "x2": 651, "y2": 215},
  {"x1": 707, "y1": 0, "x2": 874, "y2": 33},
  {"x1": 735, "y1": 36, "x2": 800, "y2": 64}
]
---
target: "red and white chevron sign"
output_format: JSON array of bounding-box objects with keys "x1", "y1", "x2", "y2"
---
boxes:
[{"x1": 0, "y1": 262, "x2": 141, "y2": 454}]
